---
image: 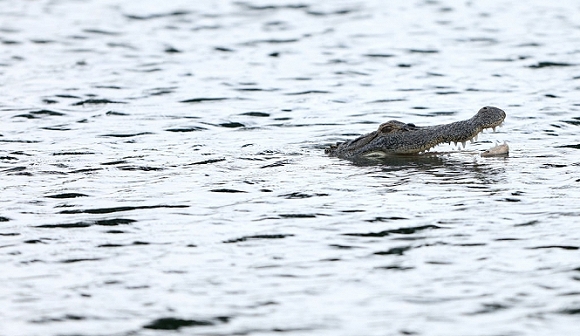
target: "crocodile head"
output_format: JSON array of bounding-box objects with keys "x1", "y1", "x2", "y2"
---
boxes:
[{"x1": 326, "y1": 106, "x2": 506, "y2": 159}]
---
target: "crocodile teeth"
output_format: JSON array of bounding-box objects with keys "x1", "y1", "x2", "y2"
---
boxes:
[
  {"x1": 492, "y1": 126, "x2": 497, "y2": 132},
  {"x1": 473, "y1": 134, "x2": 478, "y2": 142},
  {"x1": 462, "y1": 141, "x2": 466, "y2": 148}
]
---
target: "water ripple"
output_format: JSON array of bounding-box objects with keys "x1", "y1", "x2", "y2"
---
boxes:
[{"x1": 1, "y1": 0, "x2": 580, "y2": 335}]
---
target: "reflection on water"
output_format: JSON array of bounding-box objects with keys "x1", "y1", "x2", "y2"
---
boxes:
[
  {"x1": 1, "y1": 0, "x2": 580, "y2": 335},
  {"x1": 351, "y1": 152, "x2": 509, "y2": 186}
]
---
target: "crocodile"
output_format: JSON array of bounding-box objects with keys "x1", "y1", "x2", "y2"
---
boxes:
[{"x1": 326, "y1": 106, "x2": 507, "y2": 159}]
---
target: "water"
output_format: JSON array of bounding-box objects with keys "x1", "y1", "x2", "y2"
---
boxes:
[{"x1": 1, "y1": 0, "x2": 580, "y2": 335}]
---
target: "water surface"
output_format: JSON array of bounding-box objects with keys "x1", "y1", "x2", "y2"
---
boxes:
[{"x1": 1, "y1": 1, "x2": 580, "y2": 335}]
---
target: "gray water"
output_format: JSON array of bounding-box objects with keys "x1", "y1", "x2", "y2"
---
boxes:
[{"x1": 1, "y1": 1, "x2": 580, "y2": 335}]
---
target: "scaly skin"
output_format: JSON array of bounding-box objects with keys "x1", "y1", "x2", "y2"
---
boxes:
[{"x1": 326, "y1": 106, "x2": 506, "y2": 159}]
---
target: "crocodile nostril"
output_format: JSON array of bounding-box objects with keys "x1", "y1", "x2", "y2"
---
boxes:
[{"x1": 482, "y1": 107, "x2": 488, "y2": 110}]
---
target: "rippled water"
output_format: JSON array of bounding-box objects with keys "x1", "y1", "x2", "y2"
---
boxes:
[{"x1": 1, "y1": 0, "x2": 580, "y2": 335}]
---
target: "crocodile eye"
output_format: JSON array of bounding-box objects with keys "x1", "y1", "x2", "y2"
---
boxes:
[
  {"x1": 482, "y1": 107, "x2": 488, "y2": 110},
  {"x1": 407, "y1": 123, "x2": 415, "y2": 127},
  {"x1": 379, "y1": 125, "x2": 393, "y2": 133}
]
